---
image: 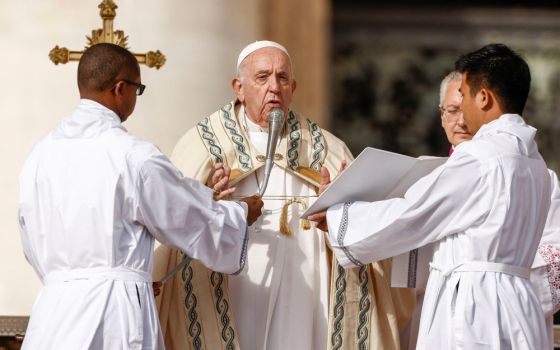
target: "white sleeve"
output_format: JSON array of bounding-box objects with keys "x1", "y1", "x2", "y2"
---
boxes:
[
  {"x1": 540, "y1": 170, "x2": 560, "y2": 246},
  {"x1": 530, "y1": 170, "x2": 560, "y2": 316},
  {"x1": 326, "y1": 151, "x2": 491, "y2": 267},
  {"x1": 136, "y1": 153, "x2": 248, "y2": 275}
]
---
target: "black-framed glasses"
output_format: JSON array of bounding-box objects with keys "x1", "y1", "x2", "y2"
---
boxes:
[
  {"x1": 112, "y1": 80, "x2": 146, "y2": 96},
  {"x1": 123, "y1": 80, "x2": 146, "y2": 96},
  {"x1": 439, "y1": 105, "x2": 463, "y2": 123}
]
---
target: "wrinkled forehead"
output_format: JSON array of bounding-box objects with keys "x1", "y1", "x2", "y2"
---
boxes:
[{"x1": 241, "y1": 47, "x2": 292, "y2": 74}]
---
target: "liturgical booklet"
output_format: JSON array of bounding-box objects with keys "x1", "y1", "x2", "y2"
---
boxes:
[
  {"x1": 301, "y1": 147, "x2": 446, "y2": 217},
  {"x1": 301, "y1": 146, "x2": 447, "y2": 288}
]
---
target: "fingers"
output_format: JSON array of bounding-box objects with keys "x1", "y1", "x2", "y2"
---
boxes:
[
  {"x1": 334, "y1": 160, "x2": 347, "y2": 180},
  {"x1": 308, "y1": 211, "x2": 329, "y2": 232},
  {"x1": 153, "y1": 281, "x2": 162, "y2": 297},
  {"x1": 207, "y1": 163, "x2": 230, "y2": 189},
  {"x1": 240, "y1": 194, "x2": 264, "y2": 226},
  {"x1": 215, "y1": 187, "x2": 236, "y2": 201},
  {"x1": 320, "y1": 166, "x2": 331, "y2": 186},
  {"x1": 211, "y1": 168, "x2": 225, "y2": 187},
  {"x1": 213, "y1": 175, "x2": 229, "y2": 192},
  {"x1": 210, "y1": 164, "x2": 234, "y2": 200},
  {"x1": 223, "y1": 166, "x2": 231, "y2": 179},
  {"x1": 308, "y1": 210, "x2": 327, "y2": 222}
]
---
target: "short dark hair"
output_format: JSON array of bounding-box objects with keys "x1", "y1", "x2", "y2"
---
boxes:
[
  {"x1": 455, "y1": 43, "x2": 531, "y2": 115},
  {"x1": 78, "y1": 43, "x2": 139, "y2": 93}
]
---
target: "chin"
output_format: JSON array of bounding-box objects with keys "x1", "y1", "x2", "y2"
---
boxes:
[{"x1": 453, "y1": 136, "x2": 470, "y2": 145}]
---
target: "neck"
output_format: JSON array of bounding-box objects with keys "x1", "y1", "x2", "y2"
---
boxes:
[
  {"x1": 80, "y1": 92, "x2": 122, "y2": 121},
  {"x1": 240, "y1": 105, "x2": 267, "y2": 133}
]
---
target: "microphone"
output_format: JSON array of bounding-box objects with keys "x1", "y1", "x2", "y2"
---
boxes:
[{"x1": 259, "y1": 108, "x2": 285, "y2": 196}]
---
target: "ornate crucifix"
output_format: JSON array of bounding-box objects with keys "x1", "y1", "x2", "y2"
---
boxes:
[{"x1": 49, "y1": 0, "x2": 166, "y2": 69}]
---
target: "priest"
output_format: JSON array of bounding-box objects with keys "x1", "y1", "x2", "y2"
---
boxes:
[
  {"x1": 154, "y1": 40, "x2": 416, "y2": 350},
  {"x1": 310, "y1": 43, "x2": 552, "y2": 349}
]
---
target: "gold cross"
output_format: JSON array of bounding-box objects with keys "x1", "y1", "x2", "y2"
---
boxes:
[{"x1": 49, "y1": 0, "x2": 166, "y2": 69}]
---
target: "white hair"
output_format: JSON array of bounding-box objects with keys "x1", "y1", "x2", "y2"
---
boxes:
[{"x1": 439, "y1": 71, "x2": 462, "y2": 106}]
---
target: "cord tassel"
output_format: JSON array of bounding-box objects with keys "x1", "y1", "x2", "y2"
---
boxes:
[{"x1": 279, "y1": 198, "x2": 311, "y2": 236}]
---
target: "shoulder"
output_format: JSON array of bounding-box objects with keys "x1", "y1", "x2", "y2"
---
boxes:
[
  {"x1": 291, "y1": 111, "x2": 349, "y2": 149},
  {"x1": 20, "y1": 135, "x2": 51, "y2": 178},
  {"x1": 120, "y1": 134, "x2": 167, "y2": 174},
  {"x1": 452, "y1": 138, "x2": 496, "y2": 162},
  {"x1": 170, "y1": 105, "x2": 227, "y2": 161},
  {"x1": 291, "y1": 111, "x2": 354, "y2": 173},
  {"x1": 172, "y1": 103, "x2": 231, "y2": 153}
]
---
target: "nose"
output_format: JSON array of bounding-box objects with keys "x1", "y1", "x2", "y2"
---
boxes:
[
  {"x1": 268, "y1": 76, "x2": 280, "y2": 93},
  {"x1": 456, "y1": 111, "x2": 466, "y2": 126}
]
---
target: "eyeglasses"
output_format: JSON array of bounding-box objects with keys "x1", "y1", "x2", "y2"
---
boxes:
[
  {"x1": 123, "y1": 80, "x2": 146, "y2": 96},
  {"x1": 439, "y1": 105, "x2": 463, "y2": 123},
  {"x1": 112, "y1": 80, "x2": 146, "y2": 96}
]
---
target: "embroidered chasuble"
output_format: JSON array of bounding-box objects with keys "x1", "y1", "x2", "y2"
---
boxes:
[{"x1": 153, "y1": 101, "x2": 416, "y2": 350}]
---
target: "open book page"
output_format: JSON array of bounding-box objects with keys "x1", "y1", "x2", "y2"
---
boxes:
[
  {"x1": 301, "y1": 147, "x2": 419, "y2": 218},
  {"x1": 301, "y1": 147, "x2": 446, "y2": 218},
  {"x1": 298, "y1": 146, "x2": 447, "y2": 288}
]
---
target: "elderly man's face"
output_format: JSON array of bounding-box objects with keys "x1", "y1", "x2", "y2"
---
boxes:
[
  {"x1": 233, "y1": 47, "x2": 296, "y2": 128},
  {"x1": 441, "y1": 78, "x2": 472, "y2": 147}
]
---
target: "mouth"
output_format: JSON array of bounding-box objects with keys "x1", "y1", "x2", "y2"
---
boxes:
[{"x1": 266, "y1": 100, "x2": 282, "y2": 108}]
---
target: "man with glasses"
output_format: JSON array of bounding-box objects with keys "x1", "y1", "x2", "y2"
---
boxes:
[
  {"x1": 113, "y1": 79, "x2": 146, "y2": 96},
  {"x1": 18, "y1": 43, "x2": 263, "y2": 349},
  {"x1": 438, "y1": 71, "x2": 472, "y2": 153}
]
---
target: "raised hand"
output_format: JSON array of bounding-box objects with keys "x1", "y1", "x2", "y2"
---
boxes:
[
  {"x1": 240, "y1": 194, "x2": 264, "y2": 226},
  {"x1": 318, "y1": 160, "x2": 347, "y2": 194},
  {"x1": 312, "y1": 160, "x2": 347, "y2": 232},
  {"x1": 207, "y1": 163, "x2": 236, "y2": 200}
]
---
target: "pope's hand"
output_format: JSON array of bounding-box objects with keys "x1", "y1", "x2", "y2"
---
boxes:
[
  {"x1": 240, "y1": 194, "x2": 264, "y2": 226},
  {"x1": 308, "y1": 210, "x2": 328, "y2": 232},
  {"x1": 207, "y1": 163, "x2": 236, "y2": 200},
  {"x1": 319, "y1": 160, "x2": 347, "y2": 195},
  {"x1": 311, "y1": 161, "x2": 346, "y2": 232}
]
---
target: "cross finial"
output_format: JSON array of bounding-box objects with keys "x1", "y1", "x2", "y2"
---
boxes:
[
  {"x1": 99, "y1": 0, "x2": 117, "y2": 19},
  {"x1": 49, "y1": 0, "x2": 166, "y2": 69}
]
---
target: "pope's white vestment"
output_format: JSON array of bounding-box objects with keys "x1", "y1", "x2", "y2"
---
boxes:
[
  {"x1": 327, "y1": 114, "x2": 551, "y2": 349},
  {"x1": 154, "y1": 101, "x2": 415, "y2": 350},
  {"x1": 18, "y1": 99, "x2": 248, "y2": 350}
]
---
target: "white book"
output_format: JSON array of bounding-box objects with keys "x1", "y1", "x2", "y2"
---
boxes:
[
  {"x1": 300, "y1": 146, "x2": 446, "y2": 289},
  {"x1": 301, "y1": 147, "x2": 447, "y2": 218}
]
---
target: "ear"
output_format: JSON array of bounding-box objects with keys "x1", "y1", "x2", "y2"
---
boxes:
[
  {"x1": 476, "y1": 88, "x2": 492, "y2": 111},
  {"x1": 291, "y1": 79, "x2": 297, "y2": 94},
  {"x1": 232, "y1": 78, "x2": 244, "y2": 103},
  {"x1": 113, "y1": 81, "x2": 126, "y2": 97}
]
